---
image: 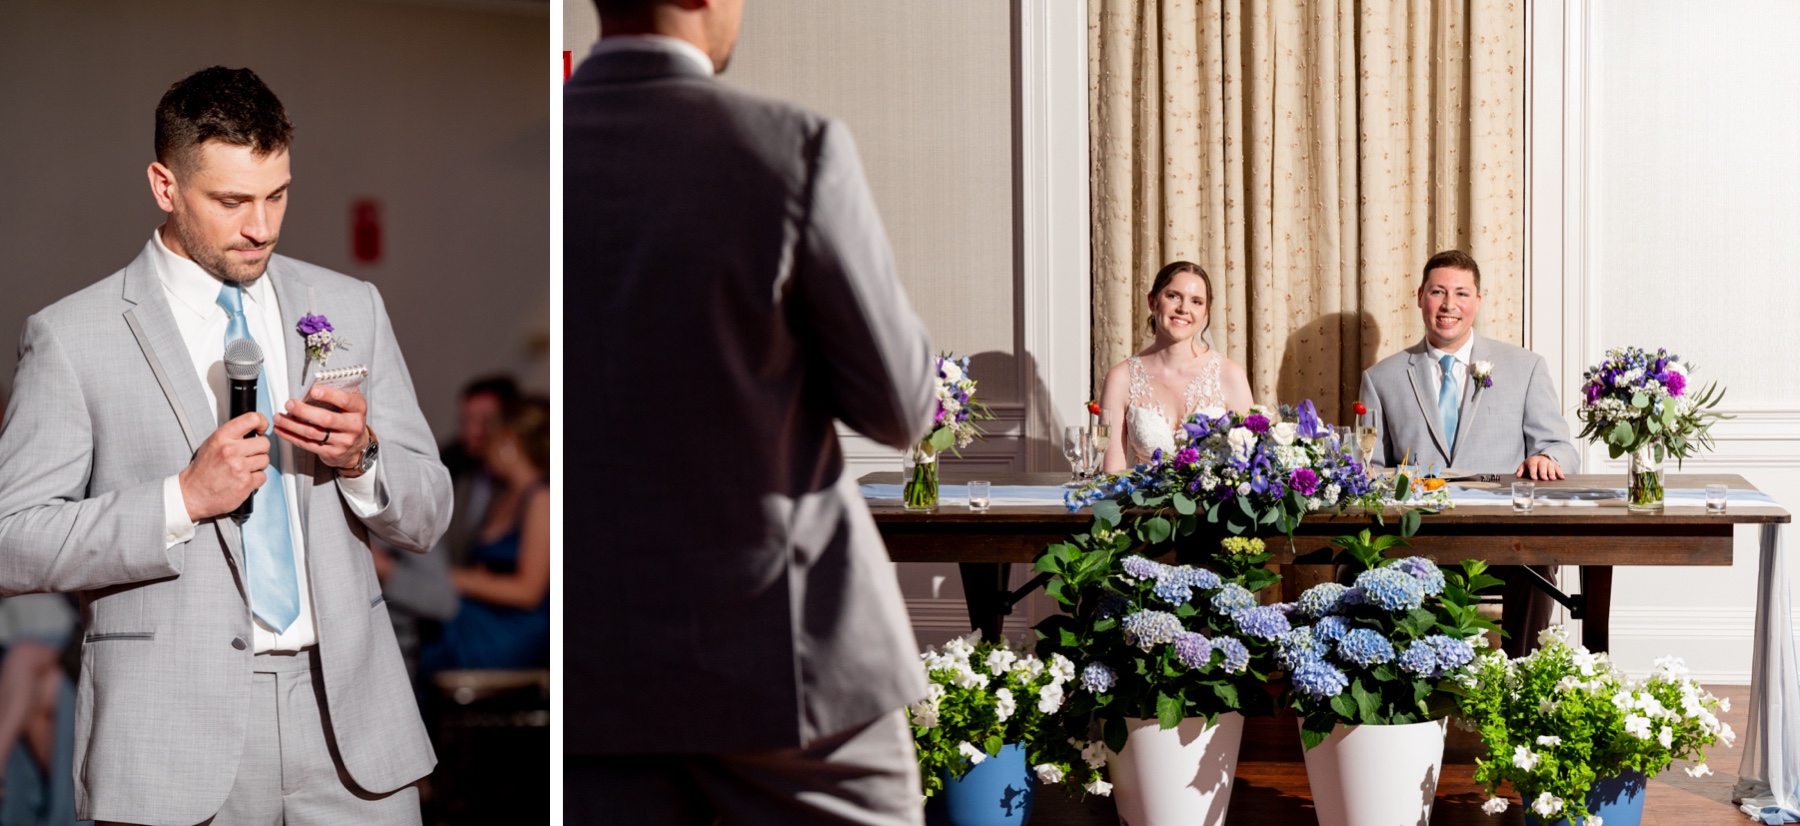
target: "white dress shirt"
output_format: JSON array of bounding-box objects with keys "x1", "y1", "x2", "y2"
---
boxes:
[
  {"x1": 1427, "y1": 337, "x2": 1475, "y2": 407},
  {"x1": 589, "y1": 33, "x2": 715, "y2": 76},
  {"x1": 150, "y1": 230, "x2": 380, "y2": 652}
]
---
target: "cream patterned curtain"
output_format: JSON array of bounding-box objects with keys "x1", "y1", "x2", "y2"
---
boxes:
[{"x1": 1090, "y1": 0, "x2": 1523, "y2": 424}]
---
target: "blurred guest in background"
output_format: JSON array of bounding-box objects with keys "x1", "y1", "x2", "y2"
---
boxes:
[
  {"x1": 0, "y1": 594, "x2": 81, "y2": 826},
  {"x1": 419, "y1": 397, "x2": 550, "y2": 674}
]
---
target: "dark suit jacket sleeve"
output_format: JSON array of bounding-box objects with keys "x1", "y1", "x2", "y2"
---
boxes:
[
  {"x1": 790, "y1": 118, "x2": 935, "y2": 450},
  {"x1": 1522, "y1": 354, "x2": 1581, "y2": 471},
  {"x1": 0, "y1": 314, "x2": 180, "y2": 594},
  {"x1": 1358, "y1": 369, "x2": 1391, "y2": 468},
  {"x1": 350, "y1": 283, "x2": 454, "y2": 554}
]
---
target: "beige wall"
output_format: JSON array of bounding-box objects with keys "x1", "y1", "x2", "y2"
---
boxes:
[{"x1": 0, "y1": 0, "x2": 549, "y2": 439}]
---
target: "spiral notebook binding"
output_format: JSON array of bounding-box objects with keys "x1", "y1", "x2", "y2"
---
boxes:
[{"x1": 310, "y1": 364, "x2": 368, "y2": 384}]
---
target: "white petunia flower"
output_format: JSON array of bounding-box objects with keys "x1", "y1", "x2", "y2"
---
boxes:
[
  {"x1": 1034, "y1": 763, "x2": 1064, "y2": 784},
  {"x1": 1080, "y1": 740, "x2": 1108, "y2": 769},
  {"x1": 908, "y1": 701, "x2": 938, "y2": 729},
  {"x1": 1721, "y1": 723, "x2": 1738, "y2": 747},
  {"x1": 1720, "y1": 696, "x2": 1732, "y2": 713},
  {"x1": 1624, "y1": 715, "x2": 1652, "y2": 739},
  {"x1": 1540, "y1": 698, "x2": 1560, "y2": 715},
  {"x1": 1585, "y1": 816, "x2": 1604, "y2": 826},
  {"x1": 1481, "y1": 796, "x2": 1509, "y2": 814},
  {"x1": 1685, "y1": 763, "x2": 1713, "y2": 778},
  {"x1": 1048, "y1": 654, "x2": 1076, "y2": 684},
  {"x1": 1532, "y1": 792, "x2": 1564, "y2": 818},
  {"x1": 1536, "y1": 735, "x2": 1562, "y2": 747},
  {"x1": 958, "y1": 741, "x2": 987, "y2": 765},
  {"x1": 994, "y1": 688, "x2": 1017, "y2": 722},
  {"x1": 1513, "y1": 746, "x2": 1542, "y2": 771},
  {"x1": 986, "y1": 648, "x2": 1018, "y2": 676},
  {"x1": 1538, "y1": 625, "x2": 1572, "y2": 647},
  {"x1": 952, "y1": 666, "x2": 989, "y2": 690},
  {"x1": 1012, "y1": 655, "x2": 1046, "y2": 682},
  {"x1": 1038, "y1": 681, "x2": 1066, "y2": 714},
  {"x1": 1085, "y1": 779, "x2": 1113, "y2": 797},
  {"x1": 1658, "y1": 726, "x2": 1673, "y2": 749}
]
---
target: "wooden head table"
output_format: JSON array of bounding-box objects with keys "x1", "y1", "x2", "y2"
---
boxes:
[{"x1": 862, "y1": 472, "x2": 1790, "y2": 652}]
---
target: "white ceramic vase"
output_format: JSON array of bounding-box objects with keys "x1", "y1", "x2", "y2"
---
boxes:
[
  {"x1": 1303, "y1": 718, "x2": 1447, "y2": 826},
  {"x1": 1106, "y1": 713, "x2": 1244, "y2": 826}
]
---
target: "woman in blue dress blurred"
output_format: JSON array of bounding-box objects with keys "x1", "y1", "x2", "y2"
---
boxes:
[{"x1": 420, "y1": 397, "x2": 550, "y2": 673}]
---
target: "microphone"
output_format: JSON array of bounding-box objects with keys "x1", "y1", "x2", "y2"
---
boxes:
[{"x1": 223, "y1": 339, "x2": 263, "y2": 522}]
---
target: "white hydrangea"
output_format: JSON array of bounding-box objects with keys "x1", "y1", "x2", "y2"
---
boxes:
[
  {"x1": 958, "y1": 741, "x2": 986, "y2": 765},
  {"x1": 1034, "y1": 763, "x2": 1064, "y2": 784}
]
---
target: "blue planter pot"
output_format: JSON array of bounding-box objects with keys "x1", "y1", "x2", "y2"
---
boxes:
[
  {"x1": 926, "y1": 742, "x2": 1034, "y2": 826},
  {"x1": 1523, "y1": 769, "x2": 1648, "y2": 826}
]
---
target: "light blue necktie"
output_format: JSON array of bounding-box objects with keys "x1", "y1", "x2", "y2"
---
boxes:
[
  {"x1": 218, "y1": 284, "x2": 301, "y2": 633},
  {"x1": 1438, "y1": 353, "x2": 1460, "y2": 453}
]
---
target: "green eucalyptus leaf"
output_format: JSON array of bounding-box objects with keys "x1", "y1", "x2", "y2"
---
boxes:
[
  {"x1": 1091, "y1": 500, "x2": 1123, "y2": 526},
  {"x1": 1143, "y1": 516, "x2": 1173, "y2": 545},
  {"x1": 1174, "y1": 492, "x2": 1197, "y2": 516}
]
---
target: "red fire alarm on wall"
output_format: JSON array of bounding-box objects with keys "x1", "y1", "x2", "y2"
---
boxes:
[{"x1": 351, "y1": 198, "x2": 382, "y2": 264}]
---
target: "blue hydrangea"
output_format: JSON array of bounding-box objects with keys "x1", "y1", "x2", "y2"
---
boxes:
[
  {"x1": 1172, "y1": 631, "x2": 1213, "y2": 670},
  {"x1": 1297, "y1": 583, "x2": 1349, "y2": 618},
  {"x1": 1232, "y1": 605, "x2": 1291, "y2": 641},
  {"x1": 1336, "y1": 627, "x2": 1397, "y2": 667},
  {"x1": 1181, "y1": 566, "x2": 1223, "y2": 591},
  {"x1": 1353, "y1": 568, "x2": 1425, "y2": 613},
  {"x1": 1394, "y1": 557, "x2": 1446, "y2": 597},
  {"x1": 1210, "y1": 583, "x2": 1257, "y2": 615},
  {"x1": 1121, "y1": 555, "x2": 1163, "y2": 582},
  {"x1": 1396, "y1": 641, "x2": 1439, "y2": 676},
  {"x1": 1120, "y1": 610, "x2": 1183, "y2": 651},
  {"x1": 1313, "y1": 615, "x2": 1352, "y2": 644},
  {"x1": 1080, "y1": 662, "x2": 1117, "y2": 693},
  {"x1": 1426, "y1": 634, "x2": 1476, "y2": 675},
  {"x1": 1276, "y1": 626, "x2": 1329, "y2": 671},
  {"x1": 1292, "y1": 659, "x2": 1351, "y2": 699},
  {"x1": 1212, "y1": 637, "x2": 1250, "y2": 673}
]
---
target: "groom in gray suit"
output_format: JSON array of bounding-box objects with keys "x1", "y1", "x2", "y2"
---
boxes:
[
  {"x1": 1359, "y1": 249, "x2": 1580, "y2": 656},
  {"x1": 0, "y1": 67, "x2": 449, "y2": 824},
  {"x1": 568, "y1": 1, "x2": 936, "y2": 824}
]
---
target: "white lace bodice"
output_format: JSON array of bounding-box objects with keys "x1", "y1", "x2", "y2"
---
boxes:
[{"x1": 1125, "y1": 354, "x2": 1226, "y2": 464}]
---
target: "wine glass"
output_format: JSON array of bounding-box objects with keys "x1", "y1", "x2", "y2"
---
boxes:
[
  {"x1": 1087, "y1": 424, "x2": 1111, "y2": 477},
  {"x1": 1061, "y1": 425, "x2": 1087, "y2": 487},
  {"x1": 1355, "y1": 412, "x2": 1379, "y2": 472}
]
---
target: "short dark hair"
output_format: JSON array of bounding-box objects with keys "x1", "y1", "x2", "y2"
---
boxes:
[
  {"x1": 461, "y1": 374, "x2": 520, "y2": 405},
  {"x1": 593, "y1": 0, "x2": 660, "y2": 18},
  {"x1": 155, "y1": 67, "x2": 293, "y2": 174},
  {"x1": 1421, "y1": 249, "x2": 1482, "y2": 291},
  {"x1": 1146, "y1": 260, "x2": 1214, "y2": 336}
]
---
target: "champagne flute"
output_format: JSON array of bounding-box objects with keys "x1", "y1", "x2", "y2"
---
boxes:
[
  {"x1": 1088, "y1": 424, "x2": 1111, "y2": 477},
  {"x1": 1355, "y1": 412, "x2": 1379, "y2": 473},
  {"x1": 1062, "y1": 425, "x2": 1087, "y2": 487}
]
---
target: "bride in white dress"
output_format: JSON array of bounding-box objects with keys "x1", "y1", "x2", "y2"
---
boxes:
[{"x1": 1098, "y1": 261, "x2": 1255, "y2": 472}]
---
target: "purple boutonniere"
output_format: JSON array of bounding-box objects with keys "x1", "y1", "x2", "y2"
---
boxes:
[
  {"x1": 1471, "y1": 360, "x2": 1495, "y2": 390},
  {"x1": 298, "y1": 313, "x2": 350, "y2": 367}
]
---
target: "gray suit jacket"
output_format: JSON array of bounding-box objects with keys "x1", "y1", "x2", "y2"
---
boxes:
[
  {"x1": 567, "y1": 48, "x2": 936, "y2": 754},
  {"x1": 0, "y1": 249, "x2": 452, "y2": 824},
  {"x1": 1358, "y1": 331, "x2": 1580, "y2": 474}
]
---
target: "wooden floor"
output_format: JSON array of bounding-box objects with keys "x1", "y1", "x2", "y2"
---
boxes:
[{"x1": 1031, "y1": 685, "x2": 1752, "y2": 825}]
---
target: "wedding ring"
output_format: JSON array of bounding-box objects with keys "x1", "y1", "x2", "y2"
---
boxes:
[{"x1": 319, "y1": 428, "x2": 331, "y2": 445}]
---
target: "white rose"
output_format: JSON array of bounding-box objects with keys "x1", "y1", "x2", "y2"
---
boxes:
[
  {"x1": 1248, "y1": 404, "x2": 1277, "y2": 422},
  {"x1": 1034, "y1": 763, "x2": 1065, "y2": 784},
  {"x1": 1271, "y1": 421, "x2": 1298, "y2": 446},
  {"x1": 1085, "y1": 779, "x2": 1113, "y2": 797},
  {"x1": 1228, "y1": 427, "x2": 1256, "y2": 461},
  {"x1": 958, "y1": 741, "x2": 987, "y2": 765},
  {"x1": 941, "y1": 360, "x2": 964, "y2": 383},
  {"x1": 1481, "y1": 797, "x2": 1509, "y2": 814}
]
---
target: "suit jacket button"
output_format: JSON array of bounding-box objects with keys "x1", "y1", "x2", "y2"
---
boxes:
[{"x1": 232, "y1": 638, "x2": 247, "y2": 650}]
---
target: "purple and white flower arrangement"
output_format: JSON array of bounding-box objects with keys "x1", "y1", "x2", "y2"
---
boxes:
[
  {"x1": 921, "y1": 354, "x2": 992, "y2": 456},
  {"x1": 1032, "y1": 533, "x2": 1288, "y2": 789},
  {"x1": 1279, "y1": 529, "x2": 1501, "y2": 749},
  {"x1": 1471, "y1": 359, "x2": 1496, "y2": 389},
  {"x1": 1575, "y1": 345, "x2": 1728, "y2": 464},
  {"x1": 1458, "y1": 626, "x2": 1734, "y2": 822},
  {"x1": 907, "y1": 633, "x2": 1080, "y2": 799},
  {"x1": 296, "y1": 313, "x2": 348, "y2": 368},
  {"x1": 1063, "y1": 400, "x2": 1380, "y2": 537}
]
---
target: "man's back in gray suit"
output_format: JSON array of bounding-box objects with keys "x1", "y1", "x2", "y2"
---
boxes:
[{"x1": 567, "y1": 3, "x2": 934, "y2": 824}]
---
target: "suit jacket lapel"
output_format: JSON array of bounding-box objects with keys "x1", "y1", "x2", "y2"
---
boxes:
[
  {"x1": 268, "y1": 259, "x2": 315, "y2": 543},
  {"x1": 120, "y1": 248, "x2": 245, "y2": 569},
  {"x1": 1406, "y1": 345, "x2": 1453, "y2": 460},
  {"x1": 1452, "y1": 333, "x2": 1489, "y2": 465}
]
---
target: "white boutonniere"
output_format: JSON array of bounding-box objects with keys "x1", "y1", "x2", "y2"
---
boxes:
[
  {"x1": 297, "y1": 313, "x2": 351, "y2": 368},
  {"x1": 1472, "y1": 360, "x2": 1495, "y2": 390}
]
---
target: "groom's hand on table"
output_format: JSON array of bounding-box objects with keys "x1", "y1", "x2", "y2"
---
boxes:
[{"x1": 1516, "y1": 454, "x2": 1565, "y2": 481}]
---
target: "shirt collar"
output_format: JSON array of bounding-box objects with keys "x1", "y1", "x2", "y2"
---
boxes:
[
  {"x1": 1427, "y1": 334, "x2": 1476, "y2": 366},
  {"x1": 590, "y1": 33, "x2": 715, "y2": 77},
  {"x1": 151, "y1": 228, "x2": 273, "y2": 319}
]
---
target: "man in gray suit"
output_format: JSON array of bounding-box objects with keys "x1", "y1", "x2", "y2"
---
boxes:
[
  {"x1": 1359, "y1": 249, "x2": 1580, "y2": 656},
  {"x1": 568, "y1": 0, "x2": 936, "y2": 823},
  {"x1": 0, "y1": 67, "x2": 450, "y2": 824}
]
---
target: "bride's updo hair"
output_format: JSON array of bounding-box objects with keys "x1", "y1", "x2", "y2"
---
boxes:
[{"x1": 1146, "y1": 260, "x2": 1214, "y2": 335}]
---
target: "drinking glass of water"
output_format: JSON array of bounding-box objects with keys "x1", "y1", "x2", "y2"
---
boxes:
[
  {"x1": 968, "y1": 480, "x2": 992, "y2": 512},
  {"x1": 1512, "y1": 481, "x2": 1535, "y2": 514}
]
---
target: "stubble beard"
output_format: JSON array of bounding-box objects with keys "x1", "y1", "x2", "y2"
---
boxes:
[{"x1": 170, "y1": 213, "x2": 276, "y2": 285}]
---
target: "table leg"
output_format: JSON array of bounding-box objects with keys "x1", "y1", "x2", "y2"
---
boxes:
[
  {"x1": 958, "y1": 562, "x2": 1010, "y2": 642},
  {"x1": 1581, "y1": 565, "x2": 1614, "y2": 653}
]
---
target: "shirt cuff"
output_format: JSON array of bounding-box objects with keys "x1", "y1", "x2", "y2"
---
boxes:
[
  {"x1": 336, "y1": 459, "x2": 386, "y2": 518},
  {"x1": 162, "y1": 475, "x2": 197, "y2": 549}
]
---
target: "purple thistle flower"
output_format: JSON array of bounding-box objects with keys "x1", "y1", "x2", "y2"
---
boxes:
[
  {"x1": 296, "y1": 314, "x2": 333, "y2": 336},
  {"x1": 1289, "y1": 467, "x2": 1320, "y2": 496},
  {"x1": 1243, "y1": 413, "x2": 1271, "y2": 434}
]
